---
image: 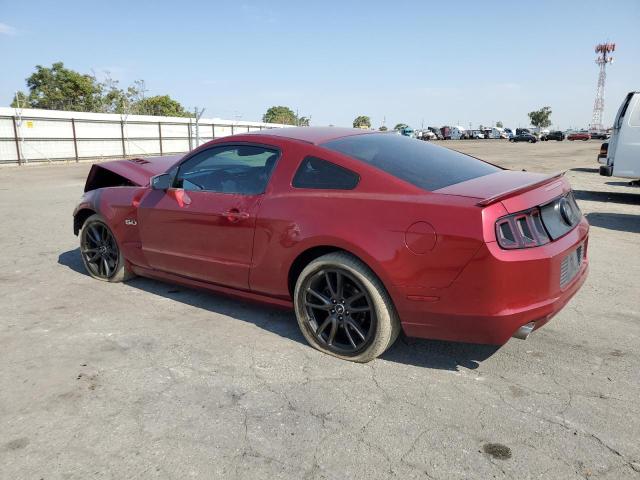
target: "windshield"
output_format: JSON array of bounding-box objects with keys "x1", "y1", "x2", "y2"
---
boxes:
[{"x1": 321, "y1": 133, "x2": 501, "y2": 191}]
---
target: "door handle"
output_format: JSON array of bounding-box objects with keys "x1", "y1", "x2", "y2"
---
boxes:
[{"x1": 224, "y1": 209, "x2": 250, "y2": 223}]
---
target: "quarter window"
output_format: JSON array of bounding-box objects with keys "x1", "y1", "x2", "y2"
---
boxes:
[
  {"x1": 292, "y1": 156, "x2": 359, "y2": 190},
  {"x1": 174, "y1": 145, "x2": 279, "y2": 195}
]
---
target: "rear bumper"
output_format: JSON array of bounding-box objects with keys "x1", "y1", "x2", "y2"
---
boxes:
[{"x1": 394, "y1": 219, "x2": 589, "y2": 345}]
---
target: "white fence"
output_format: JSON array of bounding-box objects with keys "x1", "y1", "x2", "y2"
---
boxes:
[{"x1": 0, "y1": 107, "x2": 290, "y2": 165}]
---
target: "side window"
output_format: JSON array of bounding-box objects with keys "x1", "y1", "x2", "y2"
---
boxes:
[
  {"x1": 174, "y1": 145, "x2": 279, "y2": 195},
  {"x1": 292, "y1": 156, "x2": 359, "y2": 190}
]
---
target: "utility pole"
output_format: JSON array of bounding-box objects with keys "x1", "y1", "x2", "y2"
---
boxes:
[
  {"x1": 193, "y1": 107, "x2": 205, "y2": 147},
  {"x1": 14, "y1": 91, "x2": 27, "y2": 163}
]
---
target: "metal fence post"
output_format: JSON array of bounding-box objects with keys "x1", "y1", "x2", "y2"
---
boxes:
[
  {"x1": 158, "y1": 122, "x2": 163, "y2": 155},
  {"x1": 120, "y1": 120, "x2": 126, "y2": 157},
  {"x1": 71, "y1": 118, "x2": 79, "y2": 162},
  {"x1": 212, "y1": 123, "x2": 215, "y2": 139},
  {"x1": 187, "y1": 121, "x2": 192, "y2": 150},
  {"x1": 231, "y1": 124, "x2": 235, "y2": 135},
  {"x1": 11, "y1": 116, "x2": 21, "y2": 165}
]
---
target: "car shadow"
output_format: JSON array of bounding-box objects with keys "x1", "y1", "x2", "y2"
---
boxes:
[
  {"x1": 382, "y1": 337, "x2": 500, "y2": 370},
  {"x1": 585, "y1": 212, "x2": 640, "y2": 234},
  {"x1": 570, "y1": 167, "x2": 599, "y2": 173},
  {"x1": 58, "y1": 248, "x2": 500, "y2": 371},
  {"x1": 605, "y1": 180, "x2": 640, "y2": 187},
  {"x1": 573, "y1": 189, "x2": 640, "y2": 206}
]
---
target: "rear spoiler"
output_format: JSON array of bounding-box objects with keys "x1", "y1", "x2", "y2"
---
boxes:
[{"x1": 476, "y1": 171, "x2": 565, "y2": 206}]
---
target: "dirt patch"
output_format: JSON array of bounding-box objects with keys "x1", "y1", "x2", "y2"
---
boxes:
[{"x1": 482, "y1": 443, "x2": 512, "y2": 460}]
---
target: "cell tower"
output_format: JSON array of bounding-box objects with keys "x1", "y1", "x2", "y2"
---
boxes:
[{"x1": 590, "y1": 42, "x2": 615, "y2": 133}]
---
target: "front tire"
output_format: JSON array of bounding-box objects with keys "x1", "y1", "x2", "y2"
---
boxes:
[
  {"x1": 294, "y1": 252, "x2": 400, "y2": 362},
  {"x1": 79, "y1": 214, "x2": 133, "y2": 282}
]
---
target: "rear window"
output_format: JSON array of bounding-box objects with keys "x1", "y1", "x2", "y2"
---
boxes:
[{"x1": 321, "y1": 133, "x2": 500, "y2": 191}]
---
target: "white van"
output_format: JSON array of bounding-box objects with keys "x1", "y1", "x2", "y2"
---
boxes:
[{"x1": 599, "y1": 91, "x2": 640, "y2": 180}]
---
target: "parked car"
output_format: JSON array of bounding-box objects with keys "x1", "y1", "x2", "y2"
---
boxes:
[
  {"x1": 471, "y1": 130, "x2": 485, "y2": 139},
  {"x1": 590, "y1": 131, "x2": 610, "y2": 140},
  {"x1": 400, "y1": 127, "x2": 415, "y2": 138},
  {"x1": 428, "y1": 127, "x2": 444, "y2": 140},
  {"x1": 567, "y1": 132, "x2": 591, "y2": 141},
  {"x1": 509, "y1": 133, "x2": 538, "y2": 143},
  {"x1": 418, "y1": 130, "x2": 437, "y2": 141},
  {"x1": 541, "y1": 131, "x2": 565, "y2": 141},
  {"x1": 516, "y1": 128, "x2": 531, "y2": 136},
  {"x1": 73, "y1": 127, "x2": 588, "y2": 362}
]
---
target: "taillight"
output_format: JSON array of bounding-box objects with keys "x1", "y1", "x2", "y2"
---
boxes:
[
  {"x1": 496, "y1": 207, "x2": 551, "y2": 249},
  {"x1": 599, "y1": 142, "x2": 608, "y2": 157}
]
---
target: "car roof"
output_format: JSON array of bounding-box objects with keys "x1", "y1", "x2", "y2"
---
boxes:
[{"x1": 243, "y1": 126, "x2": 376, "y2": 145}]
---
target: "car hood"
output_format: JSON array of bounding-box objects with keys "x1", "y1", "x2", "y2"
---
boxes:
[{"x1": 85, "y1": 154, "x2": 183, "y2": 190}]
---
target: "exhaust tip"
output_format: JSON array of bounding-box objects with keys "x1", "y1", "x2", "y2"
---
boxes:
[{"x1": 513, "y1": 322, "x2": 536, "y2": 340}]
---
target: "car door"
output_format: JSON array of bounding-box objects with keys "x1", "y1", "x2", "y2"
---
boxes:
[{"x1": 137, "y1": 143, "x2": 280, "y2": 289}]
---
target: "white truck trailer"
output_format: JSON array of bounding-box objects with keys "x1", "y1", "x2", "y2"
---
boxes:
[{"x1": 450, "y1": 126, "x2": 467, "y2": 140}]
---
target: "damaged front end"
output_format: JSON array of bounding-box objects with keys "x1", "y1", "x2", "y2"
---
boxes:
[{"x1": 83, "y1": 155, "x2": 183, "y2": 192}]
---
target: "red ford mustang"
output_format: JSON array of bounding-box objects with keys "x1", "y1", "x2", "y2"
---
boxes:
[
  {"x1": 567, "y1": 132, "x2": 591, "y2": 141},
  {"x1": 73, "y1": 127, "x2": 589, "y2": 362}
]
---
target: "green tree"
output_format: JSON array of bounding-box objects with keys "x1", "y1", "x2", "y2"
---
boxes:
[
  {"x1": 98, "y1": 73, "x2": 130, "y2": 114},
  {"x1": 394, "y1": 123, "x2": 408, "y2": 131},
  {"x1": 496, "y1": 120, "x2": 504, "y2": 128},
  {"x1": 133, "y1": 95, "x2": 191, "y2": 117},
  {"x1": 353, "y1": 115, "x2": 371, "y2": 129},
  {"x1": 11, "y1": 63, "x2": 191, "y2": 117},
  {"x1": 263, "y1": 106, "x2": 298, "y2": 125},
  {"x1": 379, "y1": 125, "x2": 388, "y2": 131},
  {"x1": 528, "y1": 107, "x2": 552, "y2": 130},
  {"x1": 11, "y1": 62, "x2": 103, "y2": 112}
]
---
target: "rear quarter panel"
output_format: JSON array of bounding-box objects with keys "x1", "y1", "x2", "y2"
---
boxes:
[{"x1": 249, "y1": 143, "x2": 487, "y2": 300}]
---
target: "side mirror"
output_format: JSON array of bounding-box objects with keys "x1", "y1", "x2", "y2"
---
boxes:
[{"x1": 151, "y1": 173, "x2": 172, "y2": 190}]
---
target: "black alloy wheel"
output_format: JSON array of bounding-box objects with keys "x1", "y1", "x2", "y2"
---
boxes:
[
  {"x1": 81, "y1": 220, "x2": 120, "y2": 279},
  {"x1": 302, "y1": 269, "x2": 377, "y2": 356}
]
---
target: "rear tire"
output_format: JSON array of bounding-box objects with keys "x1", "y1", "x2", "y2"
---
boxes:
[
  {"x1": 294, "y1": 252, "x2": 400, "y2": 362},
  {"x1": 79, "y1": 214, "x2": 134, "y2": 282}
]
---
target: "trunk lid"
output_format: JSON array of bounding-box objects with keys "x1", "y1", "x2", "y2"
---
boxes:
[
  {"x1": 434, "y1": 170, "x2": 570, "y2": 213},
  {"x1": 436, "y1": 169, "x2": 582, "y2": 242}
]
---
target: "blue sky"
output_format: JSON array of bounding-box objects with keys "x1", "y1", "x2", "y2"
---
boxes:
[{"x1": 1, "y1": 0, "x2": 638, "y2": 129}]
